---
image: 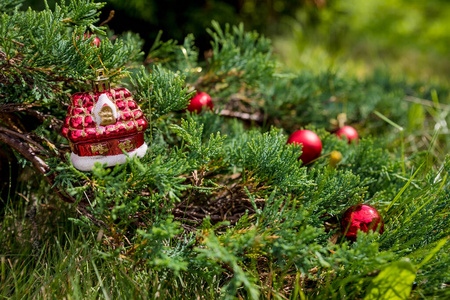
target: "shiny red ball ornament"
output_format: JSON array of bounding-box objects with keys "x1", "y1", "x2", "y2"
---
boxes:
[
  {"x1": 340, "y1": 204, "x2": 384, "y2": 241},
  {"x1": 77, "y1": 33, "x2": 100, "y2": 47},
  {"x1": 187, "y1": 92, "x2": 213, "y2": 113},
  {"x1": 336, "y1": 125, "x2": 358, "y2": 144},
  {"x1": 92, "y1": 36, "x2": 101, "y2": 47},
  {"x1": 85, "y1": 33, "x2": 101, "y2": 48},
  {"x1": 287, "y1": 130, "x2": 322, "y2": 165}
]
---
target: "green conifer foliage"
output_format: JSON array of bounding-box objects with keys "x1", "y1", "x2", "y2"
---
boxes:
[{"x1": 0, "y1": 1, "x2": 449, "y2": 299}]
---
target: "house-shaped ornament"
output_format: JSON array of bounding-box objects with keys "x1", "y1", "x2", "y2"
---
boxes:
[{"x1": 62, "y1": 70, "x2": 148, "y2": 171}]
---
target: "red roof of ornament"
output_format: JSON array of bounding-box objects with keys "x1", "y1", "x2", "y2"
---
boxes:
[{"x1": 62, "y1": 88, "x2": 147, "y2": 144}]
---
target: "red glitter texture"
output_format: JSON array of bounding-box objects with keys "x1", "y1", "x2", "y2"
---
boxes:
[{"x1": 340, "y1": 204, "x2": 384, "y2": 240}]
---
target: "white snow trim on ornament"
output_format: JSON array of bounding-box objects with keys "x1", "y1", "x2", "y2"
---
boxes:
[
  {"x1": 92, "y1": 93, "x2": 119, "y2": 126},
  {"x1": 70, "y1": 142, "x2": 148, "y2": 171}
]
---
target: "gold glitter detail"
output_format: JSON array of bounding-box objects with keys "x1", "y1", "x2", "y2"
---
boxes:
[
  {"x1": 118, "y1": 139, "x2": 135, "y2": 152},
  {"x1": 98, "y1": 105, "x2": 116, "y2": 125},
  {"x1": 91, "y1": 143, "x2": 109, "y2": 155}
]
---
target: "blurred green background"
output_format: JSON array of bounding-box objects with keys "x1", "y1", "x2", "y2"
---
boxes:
[{"x1": 24, "y1": 0, "x2": 450, "y2": 82}]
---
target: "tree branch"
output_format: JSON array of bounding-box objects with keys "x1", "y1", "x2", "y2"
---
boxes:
[
  {"x1": 99, "y1": 10, "x2": 115, "y2": 27},
  {"x1": 1, "y1": 36, "x2": 25, "y2": 47},
  {"x1": 219, "y1": 109, "x2": 264, "y2": 123},
  {"x1": 0, "y1": 126, "x2": 46, "y2": 153},
  {"x1": 0, "y1": 131, "x2": 48, "y2": 174},
  {"x1": 0, "y1": 131, "x2": 75, "y2": 203}
]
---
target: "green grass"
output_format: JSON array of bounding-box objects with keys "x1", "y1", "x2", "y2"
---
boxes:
[{"x1": 0, "y1": 200, "x2": 204, "y2": 299}]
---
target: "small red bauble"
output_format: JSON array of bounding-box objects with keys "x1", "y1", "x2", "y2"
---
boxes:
[
  {"x1": 77, "y1": 33, "x2": 100, "y2": 47},
  {"x1": 187, "y1": 92, "x2": 213, "y2": 113},
  {"x1": 340, "y1": 204, "x2": 384, "y2": 241},
  {"x1": 92, "y1": 36, "x2": 101, "y2": 47},
  {"x1": 336, "y1": 125, "x2": 358, "y2": 143},
  {"x1": 287, "y1": 130, "x2": 322, "y2": 165}
]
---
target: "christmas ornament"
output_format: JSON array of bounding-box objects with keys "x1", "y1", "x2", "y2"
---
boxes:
[
  {"x1": 77, "y1": 33, "x2": 101, "y2": 47},
  {"x1": 287, "y1": 130, "x2": 322, "y2": 165},
  {"x1": 329, "y1": 150, "x2": 343, "y2": 167},
  {"x1": 340, "y1": 204, "x2": 384, "y2": 240},
  {"x1": 187, "y1": 92, "x2": 213, "y2": 113},
  {"x1": 336, "y1": 125, "x2": 358, "y2": 143},
  {"x1": 62, "y1": 69, "x2": 148, "y2": 171},
  {"x1": 91, "y1": 36, "x2": 101, "y2": 48}
]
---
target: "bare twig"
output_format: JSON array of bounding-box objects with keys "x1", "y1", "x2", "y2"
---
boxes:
[
  {"x1": 0, "y1": 126, "x2": 46, "y2": 153},
  {"x1": 76, "y1": 204, "x2": 108, "y2": 228},
  {"x1": 0, "y1": 131, "x2": 49, "y2": 174},
  {"x1": 1, "y1": 36, "x2": 25, "y2": 47},
  {"x1": 99, "y1": 10, "x2": 115, "y2": 27},
  {"x1": 0, "y1": 103, "x2": 38, "y2": 113},
  {"x1": 0, "y1": 131, "x2": 75, "y2": 203},
  {"x1": 219, "y1": 109, "x2": 264, "y2": 123}
]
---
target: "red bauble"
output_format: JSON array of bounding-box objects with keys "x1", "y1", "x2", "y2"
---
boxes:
[
  {"x1": 340, "y1": 204, "x2": 384, "y2": 240},
  {"x1": 336, "y1": 125, "x2": 358, "y2": 143},
  {"x1": 92, "y1": 36, "x2": 101, "y2": 47},
  {"x1": 287, "y1": 130, "x2": 322, "y2": 165},
  {"x1": 77, "y1": 33, "x2": 100, "y2": 48},
  {"x1": 187, "y1": 92, "x2": 213, "y2": 113}
]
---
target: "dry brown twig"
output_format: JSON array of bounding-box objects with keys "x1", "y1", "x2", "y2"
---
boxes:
[
  {"x1": 0, "y1": 129, "x2": 75, "y2": 204},
  {"x1": 99, "y1": 10, "x2": 115, "y2": 27},
  {"x1": 219, "y1": 109, "x2": 264, "y2": 123}
]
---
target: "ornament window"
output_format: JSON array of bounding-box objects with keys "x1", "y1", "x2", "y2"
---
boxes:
[
  {"x1": 92, "y1": 93, "x2": 119, "y2": 127},
  {"x1": 98, "y1": 105, "x2": 116, "y2": 125}
]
